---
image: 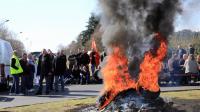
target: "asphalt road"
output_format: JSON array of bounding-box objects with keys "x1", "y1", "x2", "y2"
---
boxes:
[{"x1": 0, "y1": 84, "x2": 200, "y2": 108}]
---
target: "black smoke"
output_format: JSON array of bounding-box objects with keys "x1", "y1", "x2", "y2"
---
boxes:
[{"x1": 99, "y1": 0, "x2": 181, "y2": 77}]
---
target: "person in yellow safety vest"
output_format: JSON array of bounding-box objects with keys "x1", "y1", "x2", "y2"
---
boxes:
[{"x1": 10, "y1": 50, "x2": 23, "y2": 95}]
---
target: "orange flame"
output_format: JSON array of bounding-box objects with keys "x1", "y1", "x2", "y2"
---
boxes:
[
  {"x1": 91, "y1": 38, "x2": 98, "y2": 52},
  {"x1": 99, "y1": 33, "x2": 167, "y2": 110},
  {"x1": 100, "y1": 47, "x2": 136, "y2": 110},
  {"x1": 137, "y1": 33, "x2": 167, "y2": 92}
]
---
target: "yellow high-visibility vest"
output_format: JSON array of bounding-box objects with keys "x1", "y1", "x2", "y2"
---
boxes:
[{"x1": 10, "y1": 54, "x2": 23, "y2": 75}]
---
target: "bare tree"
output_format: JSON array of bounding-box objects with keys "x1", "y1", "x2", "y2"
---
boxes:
[{"x1": 0, "y1": 26, "x2": 25, "y2": 57}]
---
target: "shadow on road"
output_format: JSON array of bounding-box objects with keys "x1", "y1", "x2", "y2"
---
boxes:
[
  {"x1": 34, "y1": 88, "x2": 99, "y2": 98},
  {"x1": 69, "y1": 90, "x2": 100, "y2": 93},
  {"x1": 0, "y1": 97, "x2": 14, "y2": 102},
  {"x1": 0, "y1": 86, "x2": 100, "y2": 99}
]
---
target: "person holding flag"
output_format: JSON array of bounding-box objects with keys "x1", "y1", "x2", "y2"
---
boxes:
[{"x1": 90, "y1": 38, "x2": 100, "y2": 77}]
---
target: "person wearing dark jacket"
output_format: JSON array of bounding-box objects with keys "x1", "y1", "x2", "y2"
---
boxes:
[
  {"x1": 76, "y1": 50, "x2": 83, "y2": 68},
  {"x1": 168, "y1": 54, "x2": 179, "y2": 84},
  {"x1": 80, "y1": 49, "x2": 90, "y2": 66},
  {"x1": 48, "y1": 49, "x2": 55, "y2": 91},
  {"x1": 177, "y1": 45, "x2": 186, "y2": 59},
  {"x1": 36, "y1": 49, "x2": 52, "y2": 95},
  {"x1": 79, "y1": 49, "x2": 90, "y2": 84},
  {"x1": 20, "y1": 53, "x2": 30, "y2": 95},
  {"x1": 54, "y1": 50, "x2": 66, "y2": 92},
  {"x1": 27, "y1": 53, "x2": 35, "y2": 90},
  {"x1": 72, "y1": 65, "x2": 80, "y2": 84},
  {"x1": 68, "y1": 52, "x2": 76, "y2": 75},
  {"x1": 90, "y1": 50, "x2": 96, "y2": 75},
  {"x1": 188, "y1": 44, "x2": 195, "y2": 55}
]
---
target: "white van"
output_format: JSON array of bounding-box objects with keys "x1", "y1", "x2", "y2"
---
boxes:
[{"x1": 0, "y1": 39, "x2": 13, "y2": 77}]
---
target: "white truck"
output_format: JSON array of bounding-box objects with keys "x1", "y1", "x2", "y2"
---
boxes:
[{"x1": 0, "y1": 39, "x2": 13, "y2": 91}]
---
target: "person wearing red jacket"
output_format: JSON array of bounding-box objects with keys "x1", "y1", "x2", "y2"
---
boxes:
[{"x1": 90, "y1": 48, "x2": 100, "y2": 77}]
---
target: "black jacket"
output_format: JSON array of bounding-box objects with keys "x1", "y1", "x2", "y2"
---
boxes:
[
  {"x1": 54, "y1": 54, "x2": 67, "y2": 75},
  {"x1": 189, "y1": 47, "x2": 195, "y2": 54},
  {"x1": 80, "y1": 52, "x2": 90, "y2": 66},
  {"x1": 20, "y1": 59, "x2": 30, "y2": 75},
  {"x1": 68, "y1": 54, "x2": 76, "y2": 65},
  {"x1": 37, "y1": 54, "x2": 52, "y2": 76},
  {"x1": 76, "y1": 52, "x2": 83, "y2": 67}
]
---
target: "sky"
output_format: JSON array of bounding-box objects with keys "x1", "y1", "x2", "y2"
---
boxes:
[
  {"x1": 0, "y1": 0, "x2": 199, "y2": 52},
  {"x1": 0, "y1": 0, "x2": 98, "y2": 52},
  {"x1": 175, "y1": 0, "x2": 200, "y2": 31}
]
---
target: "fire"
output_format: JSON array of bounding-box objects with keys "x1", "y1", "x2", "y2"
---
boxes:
[
  {"x1": 137, "y1": 33, "x2": 167, "y2": 92},
  {"x1": 91, "y1": 38, "x2": 97, "y2": 52},
  {"x1": 99, "y1": 47, "x2": 137, "y2": 110},
  {"x1": 99, "y1": 33, "x2": 167, "y2": 110}
]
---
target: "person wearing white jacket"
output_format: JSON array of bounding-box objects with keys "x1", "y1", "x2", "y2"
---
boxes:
[{"x1": 184, "y1": 54, "x2": 199, "y2": 74}]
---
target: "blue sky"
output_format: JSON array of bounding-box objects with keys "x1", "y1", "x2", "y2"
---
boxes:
[{"x1": 0, "y1": 0, "x2": 199, "y2": 52}]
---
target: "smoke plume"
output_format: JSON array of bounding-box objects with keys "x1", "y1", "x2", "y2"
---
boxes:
[
  {"x1": 176, "y1": 0, "x2": 200, "y2": 31},
  {"x1": 99, "y1": 0, "x2": 181, "y2": 77}
]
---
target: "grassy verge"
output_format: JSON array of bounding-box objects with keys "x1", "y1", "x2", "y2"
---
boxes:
[
  {"x1": 161, "y1": 90, "x2": 200, "y2": 99},
  {"x1": 161, "y1": 90, "x2": 200, "y2": 112},
  {"x1": 1, "y1": 90, "x2": 200, "y2": 112},
  {"x1": 0, "y1": 97, "x2": 96, "y2": 112}
]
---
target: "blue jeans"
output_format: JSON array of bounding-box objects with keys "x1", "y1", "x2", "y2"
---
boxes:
[
  {"x1": 91, "y1": 64, "x2": 96, "y2": 76},
  {"x1": 54, "y1": 75, "x2": 64, "y2": 91},
  {"x1": 10, "y1": 75, "x2": 20, "y2": 94},
  {"x1": 86, "y1": 73, "x2": 90, "y2": 84},
  {"x1": 21, "y1": 75, "x2": 29, "y2": 94},
  {"x1": 28, "y1": 73, "x2": 34, "y2": 90},
  {"x1": 80, "y1": 72, "x2": 90, "y2": 84}
]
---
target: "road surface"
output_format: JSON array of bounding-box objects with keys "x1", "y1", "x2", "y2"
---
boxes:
[{"x1": 0, "y1": 84, "x2": 200, "y2": 108}]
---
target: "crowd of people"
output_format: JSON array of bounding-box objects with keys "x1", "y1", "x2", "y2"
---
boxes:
[
  {"x1": 9, "y1": 48, "x2": 105, "y2": 95},
  {"x1": 167, "y1": 44, "x2": 200, "y2": 85},
  {"x1": 8, "y1": 44, "x2": 200, "y2": 95}
]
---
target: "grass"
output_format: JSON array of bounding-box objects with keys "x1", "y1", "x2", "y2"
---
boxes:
[
  {"x1": 161, "y1": 90, "x2": 200, "y2": 100},
  {"x1": 1, "y1": 90, "x2": 200, "y2": 112},
  {"x1": 0, "y1": 97, "x2": 96, "y2": 112}
]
